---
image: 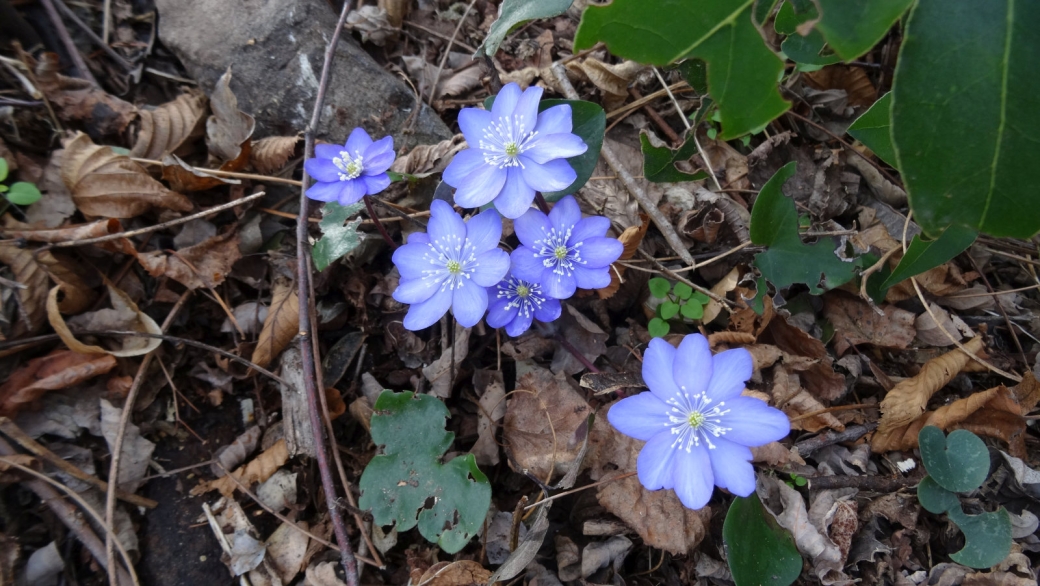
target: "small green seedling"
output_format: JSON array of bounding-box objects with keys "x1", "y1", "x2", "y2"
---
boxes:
[
  {"x1": 916, "y1": 426, "x2": 1011, "y2": 568},
  {"x1": 647, "y1": 277, "x2": 711, "y2": 337},
  {"x1": 0, "y1": 158, "x2": 42, "y2": 206},
  {"x1": 784, "y1": 472, "x2": 808, "y2": 488}
]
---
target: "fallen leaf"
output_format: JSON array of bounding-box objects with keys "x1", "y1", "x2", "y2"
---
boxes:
[
  {"x1": 251, "y1": 135, "x2": 301, "y2": 175},
  {"x1": 161, "y1": 154, "x2": 240, "y2": 192},
  {"x1": 33, "y1": 53, "x2": 137, "y2": 136},
  {"x1": 192, "y1": 438, "x2": 289, "y2": 497},
  {"x1": 471, "y1": 369, "x2": 506, "y2": 466},
  {"x1": 771, "y1": 367, "x2": 844, "y2": 433},
  {"x1": 137, "y1": 229, "x2": 242, "y2": 289},
  {"x1": 0, "y1": 350, "x2": 116, "y2": 416},
  {"x1": 345, "y1": 5, "x2": 396, "y2": 46},
  {"x1": 61, "y1": 132, "x2": 192, "y2": 218},
  {"x1": 48, "y1": 282, "x2": 162, "y2": 357},
  {"x1": 566, "y1": 58, "x2": 646, "y2": 98},
  {"x1": 581, "y1": 535, "x2": 633, "y2": 578},
  {"x1": 130, "y1": 91, "x2": 207, "y2": 160},
  {"x1": 305, "y1": 561, "x2": 347, "y2": 586},
  {"x1": 915, "y1": 302, "x2": 974, "y2": 347},
  {"x1": 416, "y1": 560, "x2": 492, "y2": 586},
  {"x1": 256, "y1": 469, "x2": 298, "y2": 513},
  {"x1": 211, "y1": 426, "x2": 261, "y2": 477},
  {"x1": 763, "y1": 311, "x2": 846, "y2": 402},
  {"x1": 390, "y1": 134, "x2": 465, "y2": 176},
  {"x1": 823, "y1": 291, "x2": 916, "y2": 356},
  {"x1": 702, "y1": 266, "x2": 741, "y2": 323},
  {"x1": 206, "y1": 67, "x2": 256, "y2": 162},
  {"x1": 422, "y1": 320, "x2": 469, "y2": 398},
  {"x1": 265, "y1": 521, "x2": 310, "y2": 584},
  {"x1": 402, "y1": 54, "x2": 483, "y2": 101},
  {"x1": 100, "y1": 399, "x2": 155, "y2": 492},
  {"x1": 752, "y1": 441, "x2": 806, "y2": 467},
  {"x1": 34, "y1": 249, "x2": 96, "y2": 315},
  {"x1": 250, "y1": 277, "x2": 299, "y2": 370},
  {"x1": 803, "y1": 64, "x2": 877, "y2": 108},
  {"x1": 0, "y1": 243, "x2": 50, "y2": 337}
]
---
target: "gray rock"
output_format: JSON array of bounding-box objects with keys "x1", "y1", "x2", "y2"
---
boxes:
[{"x1": 155, "y1": 0, "x2": 451, "y2": 149}]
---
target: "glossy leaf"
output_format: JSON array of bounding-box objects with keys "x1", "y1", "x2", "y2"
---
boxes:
[
  {"x1": 751, "y1": 162, "x2": 862, "y2": 294},
  {"x1": 815, "y1": 0, "x2": 913, "y2": 61},
  {"x1": 359, "y1": 391, "x2": 491, "y2": 554},
  {"x1": 892, "y1": 0, "x2": 1040, "y2": 238},
  {"x1": 648, "y1": 277, "x2": 671, "y2": 298},
  {"x1": 723, "y1": 493, "x2": 801, "y2": 586},
  {"x1": 848, "y1": 92, "x2": 897, "y2": 168},
  {"x1": 918, "y1": 426, "x2": 990, "y2": 493},
  {"x1": 574, "y1": 0, "x2": 789, "y2": 139},
  {"x1": 312, "y1": 202, "x2": 364, "y2": 272},
  {"x1": 478, "y1": 0, "x2": 573, "y2": 58},
  {"x1": 648, "y1": 317, "x2": 670, "y2": 337},
  {"x1": 640, "y1": 133, "x2": 709, "y2": 183},
  {"x1": 947, "y1": 506, "x2": 1012, "y2": 569},
  {"x1": 5, "y1": 182, "x2": 42, "y2": 206},
  {"x1": 879, "y1": 224, "x2": 976, "y2": 291}
]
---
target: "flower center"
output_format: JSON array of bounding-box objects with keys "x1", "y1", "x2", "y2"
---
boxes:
[
  {"x1": 663, "y1": 388, "x2": 732, "y2": 453},
  {"x1": 333, "y1": 151, "x2": 364, "y2": 181},
  {"x1": 446, "y1": 260, "x2": 462, "y2": 274},
  {"x1": 479, "y1": 115, "x2": 539, "y2": 169},
  {"x1": 504, "y1": 141, "x2": 520, "y2": 157},
  {"x1": 554, "y1": 245, "x2": 569, "y2": 260},
  {"x1": 496, "y1": 277, "x2": 545, "y2": 317},
  {"x1": 535, "y1": 226, "x2": 585, "y2": 277},
  {"x1": 687, "y1": 411, "x2": 706, "y2": 428},
  {"x1": 419, "y1": 234, "x2": 477, "y2": 293},
  {"x1": 515, "y1": 284, "x2": 530, "y2": 298}
]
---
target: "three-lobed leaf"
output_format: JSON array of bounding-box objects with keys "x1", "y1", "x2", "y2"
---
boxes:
[
  {"x1": 312, "y1": 202, "x2": 365, "y2": 272},
  {"x1": 723, "y1": 493, "x2": 801, "y2": 586}
]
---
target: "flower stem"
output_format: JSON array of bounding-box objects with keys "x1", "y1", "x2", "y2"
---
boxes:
[
  {"x1": 555, "y1": 334, "x2": 600, "y2": 373},
  {"x1": 534, "y1": 192, "x2": 551, "y2": 214},
  {"x1": 363, "y1": 195, "x2": 398, "y2": 249}
]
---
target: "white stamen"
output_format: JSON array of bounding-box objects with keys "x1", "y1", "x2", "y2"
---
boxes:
[
  {"x1": 531, "y1": 224, "x2": 585, "y2": 278},
  {"x1": 419, "y1": 232, "x2": 479, "y2": 293},
  {"x1": 479, "y1": 113, "x2": 539, "y2": 169},
  {"x1": 332, "y1": 150, "x2": 364, "y2": 181},
  {"x1": 662, "y1": 386, "x2": 732, "y2": 453},
  {"x1": 496, "y1": 277, "x2": 546, "y2": 319}
]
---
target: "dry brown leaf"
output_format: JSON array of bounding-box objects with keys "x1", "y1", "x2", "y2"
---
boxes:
[
  {"x1": 771, "y1": 367, "x2": 844, "y2": 432},
  {"x1": 702, "y1": 136, "x2": 750, "y2": 191},
  {"x1": 346, "y1": 5, "x2": 396, "y2": 46},
  {"x1": 416, "y1": 560, "x2": 492, "y2": 586},
  {"x1": 192, "y1": 438, "x2": 289, "y2": 497},
  {"x1": 251, "y1": 277, "x2": 299, "y2": 370},
  {"x1": 872, "y1": 336, "x2": 985, "y2": 451},
  {"x1": 211, "y1": 426, "x2": 261, "y2": 477},
  {"x1": 61, "y1": 132, "x2": 192, "y2": 218},
  {"x1": 915, "y1": 302, "x2": 975, "y2": 347},
  {"x1": 566, "y1": 58, "x2": 646, "y2": 97},
  {"x1": 47, "y1": 282, "x2": 162, "y2": 357},
  {"x1": 130, "y1": 92, "x2": 207, "y2": 160},
  {"x1": 471, "y1": 369, "x2": 506, "y2": 466},
  {"x1": 752, "y1": 441, "x2": 806, "y2": 467},
  {"x1": 137, "y1": 229, "x2": 241, "y2": 290},
  {"x1": 823, "y1": 291, "x2": 916, "y2": 355},
  {"x1": 251, "y1": 135, "x2": 301, "y2": 175},
  {"x1": 803, "y1": 65, "x2": 877, "y2": 108},
  {"x1": 597, "y1": 213, "x2": 648, "y2": 300},
  {"x1": 160, "y1": 154, "x2": 240, "y2": 192},
  {"x1": 206, "y1": 67, "x2": 256, "y2": 162},
  {"x1": 709, "y1": 331, "x2": 758, "y2": 349},
  {"x1": 0, "y1": 218, "x2": 117, "y2": 243},
  {"x1": 390, "y1": 134, "x2": 465, "y2": 176},
  {"x1": 1011, "y1": 372, "x2": 1040, "y2": 413},
  {"x1": 703, "y1": 266, "x2": 742, "y2": 323},
  {"x1": 33, "y1": 53, "x2": 137, "y2": 136},
  {"x1": 34, "y1": 250, "x2": 95, "y2": 315},
  {"x1": 744, "y1": 343, "x2": 783, "y2": 370},
  {"x1": 763, "y1": 312, "x2": 846, "y2": 402},
  {"x1": 0, "y1": 349, "x2": 117, "y2": 416},
  {"x1": 402, "y1": 55, "x2": 483, "y2": 102},
  {"x1": 0, "y1": 243, "x2": 50, "y2": 338}
]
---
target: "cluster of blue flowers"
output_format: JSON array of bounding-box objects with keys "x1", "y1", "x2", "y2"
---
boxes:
[{"x1": 306, "y1": 82, "x2": 622, "y2": 336}]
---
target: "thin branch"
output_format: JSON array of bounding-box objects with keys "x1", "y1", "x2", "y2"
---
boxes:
[{"x1": 38, "y1": 0, "x2": 99, "y2": 85}]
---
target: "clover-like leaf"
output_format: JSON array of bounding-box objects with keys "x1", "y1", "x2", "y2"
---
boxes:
[
  {"x1": 359, "y1": 391, "x2": 491, "y2": 554},
  {"x1": 660, "y1": 301, "x2": 680, "y2": 320},
  {"x1": 680, "y1": 301, "x2": 704, "y2": 320},
  {"x1": 6, "y1": 182, "x2": 42, "y2": 206},
  {"x1": 672, "y1": 282, "x2": 693, "y2": 300},
  {"x1": 918, "y1": 426, "x2": 990, "y2": 493},
  {"x1": 0, "y1": 157, "x2": 8, "y2": 183},
  {"x1": 648, "y1": 277, "x2": 672, "y2": 299},
  {"x1": 648, "y1": 317, "x2": 670, "y2": 337}
]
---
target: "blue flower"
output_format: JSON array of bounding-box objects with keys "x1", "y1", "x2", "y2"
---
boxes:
[
  {"x1": 392, "y1": 200, "x2": 510, "y2": 330},
  {"x1": 304, "y1": 127, "x2": 395, "y2": 205},
  {"x1": 509, "y1": 195, "x2": 623, "y2": 299},
  {"x1": 443, "y1": 83, "x2": 588, "y2": 219},
  {"x1": 607, "y1": 335, "x2": 790, "y2": 510},
  {"x1": 486, "y1": 274, "x2": 562, "y2": 336}
]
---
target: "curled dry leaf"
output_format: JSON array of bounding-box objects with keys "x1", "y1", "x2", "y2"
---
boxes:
[
  {"x1": 211, "y1": 426, "x2": 261, "y2": 477},
  {"x1": 61, "y1": 132, "x2": 192, "y2": 218},
  {"x1": 0, "y1": 349, "x2": 117, "y2": 416},
  {"x1": 33, "y1": 53, "x2": 137, "y2": 136},
  {"x1": 192, "y1": 438, "x2": 289, "y2": 497},
  {"x1": 0, "y1": 243, "x2": 50, "y2": 338},
  {"x1": 34, "y1": 249, "x2": 95, "y2": 315},
  {"x1": 763, "y1": 312, "x2": 846, "y2": 402},
  {"x1": 702, "y1": 266, "x2": 742, "y2": 323},
  {"x1": 47, "y1": 282, "x2": 162, "y2": 357},
  {"x1": 0, "y1": 218, "x2": 119, "y2": 244},
  {"x1": 160, "y1": 154, "x2": 240, "y2": 193},
  {"x1": 250, "y1": 135, "x2": 301, "y2": 175},
  {"x1": 206, "y1": 68, "x2": 256, "y2": 162},
  {"x1": 250, "y1": 277, "x2": 299, "y2": 370},
  {"x1": 130, "y1": 91, "x2": 207, "y2": 160},
  {"x1": 597, "y1": 213, "x2": 648, "y2": 300},
  {"x1": 389, "y1": 134, "x2": 465, "y2": 176},
  {"x1": 915, "y1": 302, "x2": 974, "y2": 347},
  {"x1": 138, "y1": 229, "x2": 242, "y2": 290},
  {"x1": 873, "y1": 336, "x2": 985, "y2": 451},
  {"x1": 566, "y1": 58, "x2": 646, "y2": 98},
  {"x1": 822, "y1": 291, "x2": 916, "y2": 356}
]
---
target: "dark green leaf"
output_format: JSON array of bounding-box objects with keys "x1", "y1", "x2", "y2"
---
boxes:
[
  {"x1": 648, "y1": 277, "x2": 672, "y2": 298},
  {"x1": 672, "y1": 281, "x2": 693, "y2": 300},
  {"x1": 478, "y1": 0, "x2": 573, "y2": 57},
  {"x1": 879, "y1": 224, "x2": 977, "y2": 291},
  {"x1": 312, "y1": 202, "x2": 365, "y2": 272},
  {"x1": 848, "y1": 92, "x2": 897, "y2": 168},
  {"x1": 917, "y1": 475, "x2": 960, "y2": 514},
  {"x1": 918, "y1": 426, "x2": 990, "y2": 493},
  {"x1": 947, "y1": 506, "x2": 1012, "y2": 569},
  {"x1": 660, "y1": 301, "x2": 680, "y2": 320},
  {"x1": 0, "y1": 157, "x2": 7, "y2": 183},
  {"x1": 640, "y1": 133, "x2": 709, "y2": 183},
  {"x1": 774, "y1": 0, "x2": 817, "y2": 35},
  {"x1": 676, "y1": 59, "x2": 708, "y2": 94},
  {"x1": 816, "y1": 0, "x2": 913, "y2": 61},
  {"x1": 680, "y1": 301, "x2": 703, "y2": 320},
  {"x1": 751, "y1": 162, "x2": 862, "y2": 294},
  {"x1": 359, "y1": 391, "x2": 491, "y2": 553},
  {"x1": 892, "y1": 0, "x2": 1040, "y2": 238},
  {"x1": 723, "y1": 493, "x2": 801, "y2": 586},
  {"x1": 782, "y1": 32, "x2": 841, "y2": 66},
  {"x1": 648, "y1": 317, "x2": 670, "y2": 337},
  {"x1": 574, "y1": 0, "x2": 790, "y2": 139},
  {"x1": 5, "y1": 182, "x2": 42, "y2": 206}
]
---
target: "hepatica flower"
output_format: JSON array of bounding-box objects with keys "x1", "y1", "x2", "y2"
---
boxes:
[
  {"x1": 486, "y1": 273, "x2": 561, "y2": 337},
  {"x1": 304, "y1": 127, "x2": 395, "y2": 205},
  {"x1": 392, "y1": 200, "x2": 509, "y2": 330},
  {"x1": 444, "y1": 82, "x2": 588, "y2": 219},
  {"x1": 608, "y1": 335, "x2": 790, "y2": 510},
  {"x1": 510, "y1": 195, "x2": 623, "y2": 299}
]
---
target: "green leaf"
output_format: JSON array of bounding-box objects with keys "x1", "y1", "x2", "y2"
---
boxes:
[
  {"x1": 648, "y1": 277, "x2": 672, "y2": 298},
  {"x1": 0, "y1": 185, "x2": 7, "y2": 194},
  {"x1": 5, "y1": 182, "x2": 42, "y2": 206},
  {"x1": 640, "y1": 133, "x2": 709, "y2": 183},
  {"x1": 774, "y1": 0, "x2": 817, "y2": 35},
  {"x1": 751, "y1": 162, "x2": 862, "y2": 294},
  {"x1": 917, "y1": 475, "x2": 960, "y2": 514},
  {"x1": 680, "y1": 301, "x2": 703, "y2": 320},
  {"x1": 847, "y1": 92, "x2": 897, "y2": 168},
  {"x1": 918, "y1": 426, "x2": 990, "y2": 493},
  {"x1": 648, "y1": 317, "x2": 670, "y2": 337},
  {"x1": 723, "y1": 493, "x2": 802, "y2": 586},
  {"x1": 691, "y1": 291, "x2": 710, "y2": 304},
  {"x1": 478, "y1": 0, "x2": 573, "y2": 57},
  {"x1": 879, "y1": 224, "x2": 977, "y2": 291},
  {"x1": 815, "y1": 0, "x2": 913, "y2": 61},
  {"x1": 672, "y1": 281, "x2": 693, "y2": 300},
  {"x1": 676, "y1": 59, "x2": 708, "y2": 94},
  {"x1": 776, "y1": 0, "x2": 840, "y2": 66},
  {"x1": 0, "y1": 157, "x2": 7, "y2": 183},
  {"x1": 574, "y1": 0, "x2": 790, "y2": 139},
  {"x1": 660, "y1": 301, "x2": 680, "y2": 320},
  {"x1": 947, "y1": 506, "x2": 1012, "y2": 569},
  {"x1": 312, "y1": 202, "x2": 365, "y2": 272},
  {"x1": 359, "y1": 391, "x2": 491, "y2": 554},
  {"x1": 892, "y1": 0, "x2": 1040, "y2": 238}
]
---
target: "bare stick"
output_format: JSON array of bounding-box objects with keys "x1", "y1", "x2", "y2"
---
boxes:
[
  {"x1": 651, "y1": 66, "x2": 722, "y2": 192},
  {"x1": 53, "y1": 0, "x2": 135, "y2": 71},
  {"x1": 428, "y1": 0, "x2": 477, "y2": 104},
  {"x1": 363, "y1": 195, "x2": 398, "y2": 249},
  {"x1": 38, "y1": 0, "x2": 99, "y2": 85}
]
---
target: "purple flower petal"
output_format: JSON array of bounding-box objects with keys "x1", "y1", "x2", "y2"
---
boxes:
[
  {"x1": 491, "y1": 82, "x2": 522, "y2": 119},
  {"x1": 708, "y1": 437, "x2": 755, "y2": 497},
  {"x1": 314, "y1": 143, "x2": 341, "y2": 160},
  {"x1": 428, "y1": 199, "x2": 465, "y2": 245},
  {"x1": 513, "y1": 209, "x2": 552, "y2": 249},
  {"x1": 672, "y1": 441, "x2": 714, "y2": 509},
  {"x1": 305, "y1": 158, "x2": 342, "y2": 183},
  {"x1": 305, "y1": 181, "x2": 343, "y2": 202},
  {"x1": 362, "y1": 137, "x2": 395, "y2": 173},
  {"x1": 443, "y1": 149, "x2": 487, "y2": 187},
  {"x1": 549, "y1": 195, "x2": 582, "y2": 236},
  {"x1": 608, "y1": 393, "x2": 671, "y2": 441},
  {"x1": 392, "y1": 243, "x2": 432, "y2": 279},
  {"x1": 486, "y1": 295, "x2": 519, "y2": 329},
  {"x1": 362, "y1": 174, "x2": 390, "y2": 195},
  {"x1": 509, "y1": 247, "x2": 545, "y2": 282},
  {"x1": 464, "y1": 208, "x2": 503, "y2": 253},
  {"x1": 451, "y1": 281, "x2": 488, "y2": 327},
  {"x1": 719, "y1": 397, "x2": 791, "y2": 447},
  {"x1": 505, "y1": 310, "x2": 534, "y2": 336},
  {"x1": 513, "y1": 85, "x2": 543, "y2": 133},
  {"x1": 452, "y1": 164, "x2": 506, "y2": 209},
  {"x1": 345, "y1": 127, "x2": 372, "y2": 155},
  {"x1": 673, "y1": 334, "x2": 712, "y2": 397},
  {"x1": 407, "y1": 232, "x2": 430, "y2": 245},
  {"x1": 493, "y1": 167, "x2": 535, "y2": 219},
  {"x1": 458, "y1": 108, "x2": 493, "y2": 144},
  {"x1": 470, "y1": 249, "x2": 510, "y2": 287},
  {"x1": 706, "y1": 349, "x2": 754, "y2": 402},
  {"x1": 535, "y1": 104, "x2": 573, "y2": 134},
  {"x1": 337, "y1": 179, "x2": 366, "y2": 205},
  {"x1": 533, "y1": 297, "x2": 561, "y2": 322},
  {"x1": 570, "y1": 216, "x2": 611, "y2": 244},
  {"x1": 518, "y1": 158, "x2": 575, "y2": 193},
  {"x1": 642, "y1": 338, "x2": 683, "y2": 403},
  {"x1": 577, "y1": 237, "x2": 623, "y2": 268},
  {"x1": 393, "y1": 276, "x2": 440, "y2": 304},
  {"x1": 541, "y1": 270, "x2": 576, "y2": 299},
  {"x1": 524, "y1": 133, "x2": 588, "y2": 164},
  {"x1": 573, "y1": 266, "x2": 611, "y2": 290},
  {"x1": 636, "y1": 432, "x2": 679, "y2": 490},
  {"x1": 404, "y1": 287, "x2": 453, "y2": 330}
]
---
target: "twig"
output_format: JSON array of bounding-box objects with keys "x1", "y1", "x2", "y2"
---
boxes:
[
  {"x1": 296, "y1": 1, "x2": 360, "y2": 583},
  {"x1": 133, "y1": 158, "x2": 302, "y2": 185},
  {"x1": 807, "y1": 467, "x2": 924, "y2": 492},
  {"x1": 202, "y1": 503, "x2": 252, "y2": 586},
  {"x1": 629, "y1": 86, "x2": 680, "y2": 145},
  {"x1": 102, "y1": 0, "x2": 112, "y2": 45},
  {"x1": 534, "y1": 192, "x2": 551, "y2": 214},
  {"x1": 428, "y1": 0, "x2": 477, "y2": 105},
  {"x1": 402, "y1": 20, "x2": 478, "y2": 53},
  {"x1": 792, "y1": 422, "x2": 877, "y2": 457},
  {"x1": 362, "y1": 195, "x2": 397, "y2": 249},
  {"x1": 38, "y1": 0, "x2": 99, "y2": 86},
  {"x1": 857, "y1": 245, "x2": 898, "y2": 314},
  {"x1": 606, "y1": 82, "x2": 690, "y2": 119},
  {"x1": 52, "y1": 0, "x2": 135, "y2": 71},
  {"x1": 523, "y1": 471, "x2": 637, "y2": 511},
  {"x1": 650, "y1": 66, "x2": 722, "y2": 192},
  {"x1": 556, "y1": 334, "x2": 600, "y2": 373},
  {"x1": 784, "y1": 109, "x2": 901, "y2": 187}
]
